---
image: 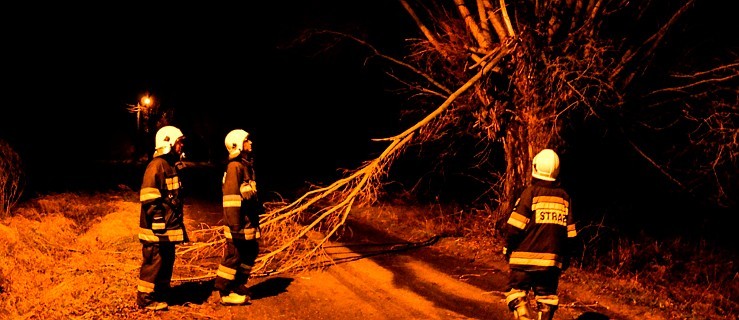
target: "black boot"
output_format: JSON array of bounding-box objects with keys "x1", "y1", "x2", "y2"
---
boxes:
[
  {"x1": 536, "y1": 302, "x2": 557, "y2": 320},
  {"x1": 137, "y1": 292, "x2": 168, "y2": 311}
]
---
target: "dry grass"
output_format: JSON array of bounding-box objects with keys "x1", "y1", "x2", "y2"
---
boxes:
[
  {"x1": 12, "y1": 190, "x2": 135, "y2": 232},
  {"x1": 0, "y1": 190, "x2": 147, "y2": 319},
  {"x1": 0, "y1": 188, "x2": 226, "y2": 319},
  {"x1": 581, "y1": 236, "x2": 738, "y2": 319}
]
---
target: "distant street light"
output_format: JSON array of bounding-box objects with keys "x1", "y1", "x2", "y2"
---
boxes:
[
  {"x1": 126, "y1": 93, "x2": 154, "y2": 131},
  {"x1": 127, "y1": 93, "x2": 155, "y2": 162},
  {"x1": 136, "y1": 94, "x2": 154, "y2": 132}
]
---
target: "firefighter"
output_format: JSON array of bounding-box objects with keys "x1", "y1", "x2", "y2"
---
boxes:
[
  {"x1": 503, "y1": 149, "x2": 578, "y2": 320},
  {"x1": 136, "y1": 125, "x2": 188, "y2": 311},
  {"x1": 213, "y1": 129, "x2": 262, "y2": 305}
]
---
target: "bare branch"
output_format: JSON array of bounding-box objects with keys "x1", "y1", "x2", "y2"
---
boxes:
[
  {"x1": 612, "y1": 0, "x2": 695, "y2": 86},
  {"x1": 453, "y1": 0, "x2": 491, "y2": 49},
  {"x1": 625, "y1": 137, "x2": 687, "y2": 189},
  {"x1": 649, "y1": 62, "x2": 739, "y2": 95},
  {"x1": 481, "y1": 0, "x2": 509, "y2": 41},
  {"x1": 316, "y1": 30, "x2": 454, "y2": 96},
  {"x1": 378, "y1": 43, "x2": 512, "y2": 142},
  {"x1": 399, "y1": 0, "x2": 449, "y2": 58},
  {"x1": 498, "y1": 0, "x2": 515, "y2": 37},
  {"x1": 476, "y1": 0, "x2": 494, "y2": 44}
]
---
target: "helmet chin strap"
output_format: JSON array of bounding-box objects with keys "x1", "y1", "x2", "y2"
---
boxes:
[{"x1": 228, "y1": 149, "x2": 241, "y2": 160}]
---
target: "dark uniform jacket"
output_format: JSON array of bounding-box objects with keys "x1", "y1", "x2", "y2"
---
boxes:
[
  {"x1": 222, "y1": 155, "x2": 261, "y2": 240},
  {"x1": 138, "y1": 153, "x2": 188, "y2": 243},
  {"x1": 505, "y1": 179, "x2": 577, "y2": 271}
]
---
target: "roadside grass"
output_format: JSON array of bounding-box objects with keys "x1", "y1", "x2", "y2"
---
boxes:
[
  {"x1": 0, "y1": 190, "x2": 736, "y2": 319},
  {"x1": 12, "y1": 188, "x2": 137, "y2": 232},
  {"x1": 583, "y1": 236, "x2": 738, "y2": 318},
  {"x1": 0, "y1": 189, "x2": 147, "y2": 319}
]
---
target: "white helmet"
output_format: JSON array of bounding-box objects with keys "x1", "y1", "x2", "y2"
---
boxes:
[
  {"x1": 224, "y1": 129, "x2": 249, "y2": 160},
  {"x1": 154, "y1": 125, "x2": 184, "y2": 157},
  {"x1": 532, "y1": 149, "x2": 560, "y2": 181}
]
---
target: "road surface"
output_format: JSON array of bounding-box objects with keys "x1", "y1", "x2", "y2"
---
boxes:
[{"x1": 159, "y1": 197, "x2": 512, "y2": 320}]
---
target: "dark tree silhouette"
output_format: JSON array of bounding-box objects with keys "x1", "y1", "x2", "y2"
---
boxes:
[{"x1": 0, "y1": 139, "x2": 25, "y2": 217}]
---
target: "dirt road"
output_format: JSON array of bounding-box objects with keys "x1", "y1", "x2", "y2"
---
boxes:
[
  {"x1": 217, "y1": 249, "x2": 508, "y2": 319},
  {"x1": 159, "y1": 239, "x2": 511, "y2": 319},
  {"x1": 154, "y1": 198, "x2": 511, "y2": 319}
]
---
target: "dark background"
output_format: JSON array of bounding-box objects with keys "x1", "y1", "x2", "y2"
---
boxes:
[
  {"x1": 1, "y1": 1, "x2": 735, "y2": 244},
  {"x1": 1, "y1": 1, "x2": 412, "y2": 195}
]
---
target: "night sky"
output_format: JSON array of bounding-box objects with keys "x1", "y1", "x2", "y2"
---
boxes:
[{"x1": 1, "y1": 1, "x2": 412, "y2": 195}]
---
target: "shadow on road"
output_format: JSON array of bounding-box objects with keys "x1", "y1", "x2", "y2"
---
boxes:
[
  {"x1": 329, "y1": 220, "x2": 512, "y2": 318},
  {"x1": 298, "y1": 235, "x2": 442, "y2": 269},
  {"x1": 168, "y1": 279, "x2": 215, "y2": 306},
  {"x1": 250, "y1": 277, "x2": 294, "y2": 300},
  {"x1": 327, "y1": 219, "x2": 615, "y2": 320},
  {"x1": 576, "y1": 312, "x2": 611, "y2": 320},
  {"x1": 165, "y1": 277, "x2": 294, "y2": 306}
]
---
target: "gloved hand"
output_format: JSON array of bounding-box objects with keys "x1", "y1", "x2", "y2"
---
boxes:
[
  {"x1": 152, "y1": 214, "x2": 166, "y2": 233},
  {"x1": 240, "y1": 181, "x2": 257, "y2": 200}
]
